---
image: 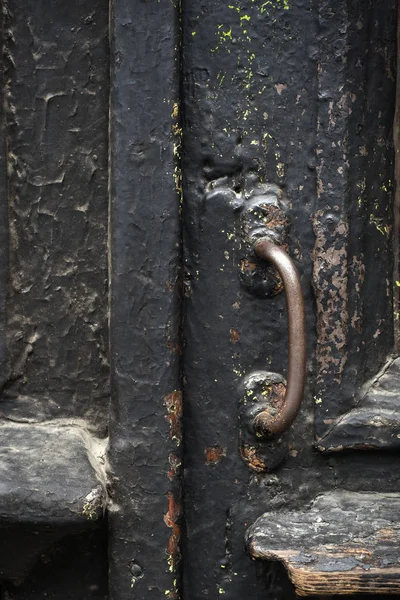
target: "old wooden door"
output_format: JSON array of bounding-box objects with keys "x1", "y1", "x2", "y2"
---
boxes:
[{"x1": 0, "y1": 0, "x2": 398, "y2": 599}]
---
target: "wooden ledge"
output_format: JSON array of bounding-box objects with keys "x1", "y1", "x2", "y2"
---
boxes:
[
  {"x1": 246, "y1": 491, "x2": 400, "y2": 596},
  {"x1": 317, "y1": 358, "x2": 400, "y2": 452},
  {"x1": 0, "y1": 420, "x2": 107, "y2": 524},
  {"x1": 0, "y1": 420, "x2": 108, "y2": 582}
]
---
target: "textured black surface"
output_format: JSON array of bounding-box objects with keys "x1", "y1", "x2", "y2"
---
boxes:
[
  {"x1": 181, "y1": 1, "x2": 316, "y2": 598},
  {"x1": 180, "y1": 0, "x2": 398, "y2": 599},
  {"x1": 0, "y1": 0, "x2": 110, "y2": 595},
  {"x1": 108, "y1": 0, "x2": 183, "y2": 598},
  {"x1": 313, "y1": 0, "x2": 396, "y2": 439},
  {"x1": 0, "y1": 0, "x2": 398, "y2": 598},
  {"x1": 2, "y1": 528, "x2": 108, "y2": 598},
  {"x1": 1, "y1": 0, "x2": 110, "y2": 434}
]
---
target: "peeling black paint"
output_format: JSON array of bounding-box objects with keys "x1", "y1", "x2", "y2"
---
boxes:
[
  {"x1": 313, "y1": 0, "x2": 396, "y2": 439},
  {"x1": 108, "y1": 0, "x2": 183, "y2": 598},
  {"x1": 0, "y1": 0, "x2": 398, "y2": 598},
  {"x1": 181, "y1": 0, "x2": 398, "y2": 598},
  {"x1": 1, "y1": 0, "x2": 110, "y2": 434}
]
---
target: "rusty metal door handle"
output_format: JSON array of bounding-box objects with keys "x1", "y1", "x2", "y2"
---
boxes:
[{"x1": 253, "y1": 239, "x2": 306, "y2": 437}]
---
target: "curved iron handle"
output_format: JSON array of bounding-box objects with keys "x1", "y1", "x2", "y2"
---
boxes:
[{"x1": 253, "y1": 239, "x2": 306, "y2": 437}]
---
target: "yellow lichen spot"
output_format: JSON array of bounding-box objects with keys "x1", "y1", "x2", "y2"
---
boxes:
[
  {"x1": 259, "y1": 0, "x2": 290, "y2": 13},
  {"x1": 171, "y1": 102, "x2": 179, "y2": 120},
  {"x1": 233, "y1": 367, "x2": 244, "y2": 378},
  {"x1": 217, "y1": 72, "x2": 226, "y2": 86},
  {"x1": 370, "y1": 214, "x2": 388, "y2": 236},
  {"x1": 314, "y1": 396, "x2": 323, "y2": 405},
  {"x1": 82, "y1": 501, "x2": 98, "y2": 520},
  {"x1": 277, "y1": 162, "x2": 285, "y2": 178}
]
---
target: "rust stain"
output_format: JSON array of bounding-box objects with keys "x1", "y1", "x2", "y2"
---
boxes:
[
  {"x1": 260, "y1": 204, "x2": 288, "y2": 231},
  {"x1": 229, "y1": 327, "x2": 240, "y2": 343},
  {"x1": 167, "y1": 339, "x2": 182, "y2": 355},
  {"x1": 240, "y1": 444, "x2": 267, "y2": 472},
  {"x1": 266, "y1": 382, "x2": 286, "y2": 406},
  {"x1": 164, "y1": 390, "x2": 183, "y2": 443},
  {"x1": 240, "y1": 258, "x2": 257, "y2": 273},
  {"x1": 204, "y1": 445, "x2": 226, "y2": 465},
  {"x1": 242, "y1": 202, "x2": 289, "y2": 238},
  {"x1": 164, "y1": 491, "x2": 182, "y2": 577},
  {"x1": 168, "y1": 452, "x2": 181, "y2": 481}
]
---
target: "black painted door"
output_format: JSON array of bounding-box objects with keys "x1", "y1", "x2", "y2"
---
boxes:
[
  {"x1": 178, "y1": 1, "x2": 398, "y2": 598},
  {"x1": 0, "y1": 0, "x2": 398, "y2": 599}
]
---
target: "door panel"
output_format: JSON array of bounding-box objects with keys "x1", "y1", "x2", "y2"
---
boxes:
[
  {"x1": 1, "y1": 0, "x2": 110, "y2": 430},
  {"x1": 0, "y1": 0, "x2": 398, "y2": 598},
  {"x1": 181, "y1": 0, "x2": 398, "y2": 598},
  {"x1": 313, "y1": 0, "x2": 396, "y2": 449},
  {"x1": 108, "y1": 1, "x2": 183, "y2": 598},
  {"x1": 0, "y1": 0, "x2": 110, "y2": 596},
  {"x1": 181, "y1": 0, "x2": 316, "y2": 597}
]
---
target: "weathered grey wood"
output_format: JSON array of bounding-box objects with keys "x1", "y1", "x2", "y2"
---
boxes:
[
  {"x1": 247, "y1": 491, "x2": 400, "y2": 596},
  {"x1": 318, "y1": 358, "x2": 400, "y2": 451},
  {"x1": 0, "y1": 2, "x2": 8, "y2": 388},
  {"x1": 0, "y1": 420, "x2": 107, "y2": 583},
  {"x1": 0, "y1": 421, "x2": 106, "y2": 524}
]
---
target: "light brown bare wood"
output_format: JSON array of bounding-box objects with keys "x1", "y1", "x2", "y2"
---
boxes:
[{"x1": 247, "y1": 492, "x2": 400, "y2": 596}]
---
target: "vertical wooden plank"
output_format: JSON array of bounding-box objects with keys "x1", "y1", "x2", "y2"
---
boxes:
[
  {"x1": 181, "y1": 1, "x2": 317, "y2": 598},
  {"x1": 313, "y1": 0, "x2": 397, "y2": 439},
  {"x1": 0, "y1": 3, "x2": 9, "y2": 385},
  {"x1": 395, "y1": 0, "x2": 400, "y2": 349},
  {"x1": 0, "y1": 0, "x2": 110, "y2": 432},
  {"x1": 108, "y1": 0, "x2": 182, "y2": 598}
]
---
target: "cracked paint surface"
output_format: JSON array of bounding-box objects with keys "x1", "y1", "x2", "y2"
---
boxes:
[{"x1": 1, "y1": 0, "x2": 110, "y2": 434}]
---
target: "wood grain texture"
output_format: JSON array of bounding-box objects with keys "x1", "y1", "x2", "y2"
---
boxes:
[
  {"x1": 0, "y1": 420, "x2": 106, "y2": 583},
  {"x1": 247, "y1": 491, "x2": 400, "y2": 596},
  {"x1": 318, "y1": 358, "x2": 400, "y2": 451}
]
